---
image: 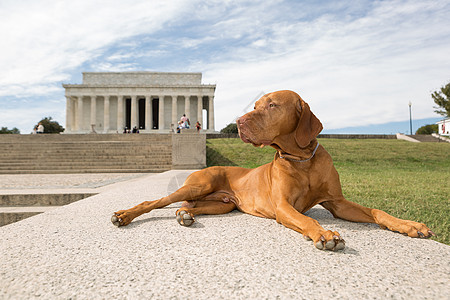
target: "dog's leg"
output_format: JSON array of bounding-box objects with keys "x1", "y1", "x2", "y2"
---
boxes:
[
  {"x1": 112, "y1": 183, "x2": 215, "y2": 227},
  {"x1": 175, "y1": 190, "x2": 237, "y2": 226},
  {"x1": 175, "y1": 200, "x2": 236, "y2": 226},
  {"x1": 321, "y1": 198, "x2": 435, "y2": 238},
  {"x1": 275, "y1": 202, "x2": 346, "y2": 251}
]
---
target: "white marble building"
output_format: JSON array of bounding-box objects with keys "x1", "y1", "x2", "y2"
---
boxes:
[{"x1": 63, "y1": 72, "x2": 216, "y2": 133}]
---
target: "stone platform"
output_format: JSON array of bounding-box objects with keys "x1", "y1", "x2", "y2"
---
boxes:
[
  {"x1": 0, "y1": 173, "x2": 146, "y2": 226},
  {"x1": 0, "y1": 133, "x2": 206, "y2": 174},
  {"x1": 1, "y1": 171, "x2": 449, "y2": 299}
]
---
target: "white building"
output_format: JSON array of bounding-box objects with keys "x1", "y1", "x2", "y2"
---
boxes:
[
  {"x1": 63, "y1": 72, "x2": 216, "y2": 133},
  {"x1": 436, "y1": 118, "x2": 449, "y2": 136}
]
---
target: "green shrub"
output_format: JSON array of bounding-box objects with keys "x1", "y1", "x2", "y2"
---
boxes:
[
  {"x1": 416, "y1": 124, "x2": 438, "y2": 134},
  {"x1": 220, "y1": 123, "x2": 238, "y2": 134}
]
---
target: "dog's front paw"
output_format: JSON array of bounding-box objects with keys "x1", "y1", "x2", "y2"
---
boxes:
[
  {"x1": 176, "y1": 210, "x2": 195, "y2": 226},
  {"x1": 382, "y1": 220, "x2": 435, "y2": 239},
  {"x1": 304, "y1": 230, "x2": 345, "y2": 251},
  {"x1": 111, "y1": 210, "x2": 133, "y2": 227}
]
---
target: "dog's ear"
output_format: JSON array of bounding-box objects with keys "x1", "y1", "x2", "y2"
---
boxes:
[{"x1": 295, "y1": 100, "x2": 323, "y2": 148}]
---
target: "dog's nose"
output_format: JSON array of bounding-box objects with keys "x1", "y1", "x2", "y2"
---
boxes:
[{"x1": 237, "y1": 116, "x2": 247, "y2": 126}]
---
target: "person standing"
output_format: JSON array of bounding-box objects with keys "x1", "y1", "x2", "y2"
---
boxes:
[
  {"x1": 195, "y1": 121, "x2": 201, "y2": 132},
  {"x1": 37, "y1": 123, "x2": 44, "y2": 134}
]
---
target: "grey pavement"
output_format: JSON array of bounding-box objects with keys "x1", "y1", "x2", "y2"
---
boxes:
[
  {"x1": 1, "y1": 170, "x2": 449, "y2": 299},
  {"x1": 0, "y1": 173, "x2": 146, "y2": 190}
]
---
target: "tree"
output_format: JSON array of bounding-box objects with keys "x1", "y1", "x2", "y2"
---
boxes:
[
  {"x1": 431, "y1": 82, "x2": 450, "y2": 117},
  {"x1": 37, "y1": 117, "x2": 64, "y2": 134},
  {"x1": 220, "y1": 123, "x2": 238, "y2": 134},
  {"x1": 0, "y1": 127, "x2": 20, "y2": 134},
  {"x1": 416, "y1": 124, "x2": 438, "y2": 135}
]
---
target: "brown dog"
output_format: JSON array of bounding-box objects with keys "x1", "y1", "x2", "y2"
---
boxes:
[{"x1": 112, "y1": 90, "x2": 434, "y2": 251}]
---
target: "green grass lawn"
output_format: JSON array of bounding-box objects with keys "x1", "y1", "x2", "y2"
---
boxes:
[{"x1": 206, "y1": 138, "x2": 450, "y2": 245}]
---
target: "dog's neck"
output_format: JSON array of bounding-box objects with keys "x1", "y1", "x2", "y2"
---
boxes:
[{"x1": 271, "y1": 135, "x2": 319, "y2": 162}]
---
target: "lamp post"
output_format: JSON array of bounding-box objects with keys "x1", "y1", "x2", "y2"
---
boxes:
[{"x1": 408, "y1": 101, "x2": 413, "y2": 135}]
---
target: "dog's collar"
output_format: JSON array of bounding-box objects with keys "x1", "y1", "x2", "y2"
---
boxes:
[{"x1": 278, "y1": 142, "x2": 320, "y2": 163}]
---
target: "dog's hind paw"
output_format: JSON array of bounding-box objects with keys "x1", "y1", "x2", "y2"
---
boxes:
[
  {"x1": 111, "y1": 210, "x2": 134, "y2": 227},
  {"x1": 314, "y1": 235, "x2": 345, "y2": 251},
  {"x1": 176, "y1": 210, "x2": 195, "y2": 226},
  {"x1": 111, "y1": 215, "x2": 122, "y2": 226}
]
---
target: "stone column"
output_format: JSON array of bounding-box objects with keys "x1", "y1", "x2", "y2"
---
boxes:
[
  {"x1": 145, "y1": 96, "x2": 152, "y2": 130},
  {"x1": 172, "y1": 95, "x2": 178, "y2": 130},
  {"x1": 117, "y1": 95, "x2": 124, "y2": 132},
  {"x1": 208, "y1": 95, "x2": 215, "y2": 131},
  {"x1": 197, "y1": 94, "x2": 203, "y2": 129},
  {"x1": 77, "y1": 96, "x2": 84, "y2": 132},
  {"x1": 65, "y1": 96, "x2": 72, "y2": 133},
  {"x1": 185, "y1": 95, "x2": 190, "y2": 119},
  {"x1": 90, "y1": 95, "x2": 96, "y2": 132},
  {"x1": 131, "y1": 95, "x2": 137, "y2": 129},
  {"x1": 71, "y1": 98, "x2": 76, "y2": 130},
  {"x1": 158, "y1": 95, "x2": 165, "y2": 130},
  {"x1": 104, "y1": 95, "x2": 110, "y2": 133}
]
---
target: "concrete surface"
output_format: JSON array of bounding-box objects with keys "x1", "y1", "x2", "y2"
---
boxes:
[
  {"x1": 396, "y1": 133, "x2": 420, "y2": 143},
  {"x1": 0, "y1": 173, "x2": 147, "y2": 226},
  {"x1": 1, "y1": 170, "x2": 449, "y2": 299}
]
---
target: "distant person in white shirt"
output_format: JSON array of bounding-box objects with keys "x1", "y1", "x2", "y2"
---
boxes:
[
  {"x1": 37, "y1": 123, "x2": 44, "y2": 134},
  {"x1": 180, "y1": 114, "x2": 190, "y2": 128}
]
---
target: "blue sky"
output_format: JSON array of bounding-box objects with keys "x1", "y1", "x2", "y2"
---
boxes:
[{"x1": 0, "y1": 0, "x2": 449, "y2": 134}]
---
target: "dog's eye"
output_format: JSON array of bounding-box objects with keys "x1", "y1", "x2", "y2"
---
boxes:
[{"x1": 269, "y1": 103, "x2": 275, "y2": 108}]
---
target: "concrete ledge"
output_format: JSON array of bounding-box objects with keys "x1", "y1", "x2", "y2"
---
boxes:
[
  {"x1": 0, "y1": 193, "x2": 96, "y2": 206},
  {"x1": 319, "y1": 134, "x2": 397, "y2": 139},
  {"x1": 0, "y1": 207, "x2": 60, "y2": 226},
  {"x1": 0, "y1": 170, "x2": 448, "y2": 299},
  {"x1": 432, "y1": 133, "x2": 450, "y2": 143},
  {"x1": 172, "y1": 134, "x2": 206, "y2": 169},
  {"x1": 0, "y1": 211, "x2": 41, "y2": 227},
  {"x1": 206, "y1": 133, "x2": 398, "y2": 139},
  {"x1": 396, "y1": 133, "x2": 420, "y2": 142}
]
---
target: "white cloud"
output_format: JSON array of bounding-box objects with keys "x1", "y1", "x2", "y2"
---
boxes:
[
  {"x1": 0, "y1": 0, "x2": 449, "y2": 134},
  {"x1": 0, "y1": 0, "x2": 194, "y2": 96},
  {"x1": 201, "y1": 0, "x2": 450, "y2": 130}
]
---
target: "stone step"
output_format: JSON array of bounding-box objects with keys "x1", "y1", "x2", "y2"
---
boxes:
[
  {"x1": 407, "y1": 135, "x2": 442, "y2": 142},
  {"x1": 0, "y1": 146, "x2": 171, "y2": 152},
  {"x1": 0, "y1": 193, "x2": 96, "y2": 206},
  {"x1": 0, "y1": 151, "x2": 170, "y2": 156},
  {"x1": 0, "y1": 166, "x2": 171, "y2": 173},
  {"x1": 0, "y1": 142, "x2": 171, "y2": 147},
  {"x1": 0, "y1": 164, "x2": 171, "y2": 171},
  {"x1": 0, "y1": 155, "x2": 172, "y2": 162},
  {"x1": 0, "y1": 162, "x2": 172, "y2": 167},
  {"x1": 0, "y1": 157, "x2": 171, "y2": 163},
  {"x1": 0, "y1": 168, "x2": 171, "y2": 174},
  {"x1": 0, "y1": 134, "x2": 172, "y2": 143},
  {"x1": 0, "y1": 147, "x2": 171, "y2": 152},
  {"x1": 0, "y1": 161, "x2": 172, "y2": 166},
  {"x1": 0, "y1": 159, "x2": 172, "y2": 165},
  {"x1": 0, "y1": 139, "x2": 171, "y2": 142},
  {"x1": 0, "y1": 210, "x2": 52, "y2": 226},
  {"x1": 0, "y1": 144, "x2": 155, "y2": 146},
  {"x1": 0, "y1": 149, "x2": 171, "y2": 153},
  {"x1": 0, "y1": 133, "x2": 206, "y2": 173}
]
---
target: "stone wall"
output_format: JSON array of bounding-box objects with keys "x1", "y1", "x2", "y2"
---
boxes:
[
  {"x1": 82, "y1": 72, "x2": 202, "y2": 86},
  {"x1": 172, "y1": 133, "x2": 206, "y2": 169},
  {"x1": 0, "y1": 134, "x2": 207, "y2": 173},
  {"x1": 318, "y1": 134, "x2": 396, "y2": 139},
  {"x1": 206, "y1": 133, "x2": 397, "y2": 139}
]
